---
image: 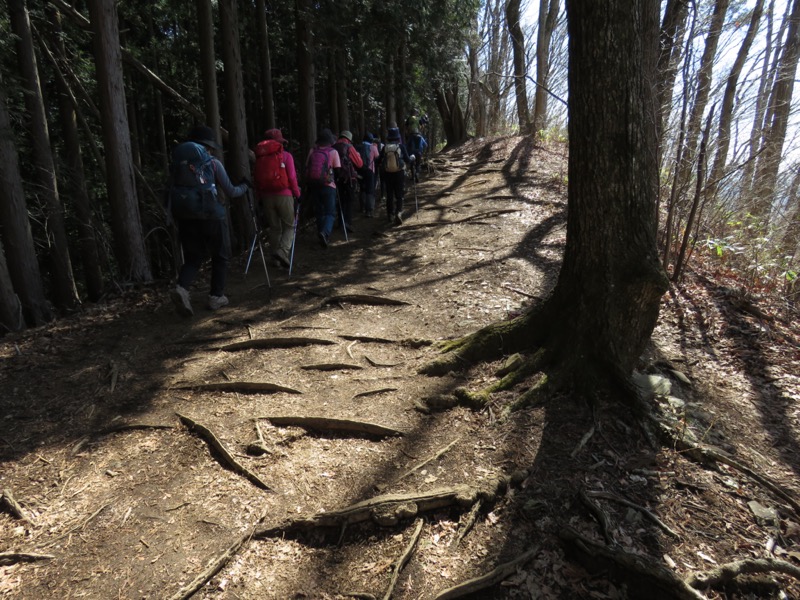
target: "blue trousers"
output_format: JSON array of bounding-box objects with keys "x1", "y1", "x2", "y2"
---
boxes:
[{"x1": 312, "y1": 184, "x2": 337, "y2": 238}]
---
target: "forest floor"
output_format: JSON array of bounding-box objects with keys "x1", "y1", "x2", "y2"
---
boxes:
[{"x1": 2, "y1": 135, "x2": 800, "y2": 600}]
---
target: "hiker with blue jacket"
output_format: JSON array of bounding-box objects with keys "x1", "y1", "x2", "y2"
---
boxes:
[
  {"x1": 168, "y1": 125, "x2": 249, "y2": 316},
  {"x1": 379, "y1": 127, "x2": 414, "y2": 225}
]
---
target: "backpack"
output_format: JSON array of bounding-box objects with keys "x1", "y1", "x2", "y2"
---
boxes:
[
  {"x1": 383, "y1": 143, "x2": 403, "y2": 173},
  {"x1": 306, "y1": 147, "x2": 333, "y2": 185},
  {"x1": 168, "y1": 141, "x2": 222, "y2": 220},
  {"x1": 407, "y1": 133, "x2": 422, "y2": 157},
  {"x1": 333, "y1": 141, "x2": 357, "y2": 185},
  {"x1": 357, "y1": 141, "x2": 372, "y2": 173},
  {"x1": 254, "y1": 140, "x2": 289, "y2": 193}
]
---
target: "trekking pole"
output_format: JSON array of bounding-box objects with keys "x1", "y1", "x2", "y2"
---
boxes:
[
  {"x1": 336, "y1": 188, "x2": 349, "y2": 242},
  {"x1": 288, "y1": 197, "x2": 300, "y2": 278},
  {"x1": 244, "y1": 188, "x2": 271, "y2": 288},
  {"x1": 412, "y1": 167, "x2": 419, "y2": 216}
]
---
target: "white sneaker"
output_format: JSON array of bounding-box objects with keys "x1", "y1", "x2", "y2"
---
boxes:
[
  {"x1": 170, "y1": 285, "x2": 193, "y2": 317},
  {"x1": 208, "y1": 295, "x2": 229, "y2": 310}
]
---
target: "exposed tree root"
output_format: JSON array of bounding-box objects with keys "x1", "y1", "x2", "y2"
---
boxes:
[
  {"x1": 584, "y1": 490, "x2": 680, "y2": 539},
  {"x1": 177, "y1": 413, "x2": 273, "y2": 491},
  {"x1": 1, "y1": 489, "x2": 33, "y2": 524},
  {"x1": 559, "y1": 526, "x2": 706, "y2": 600},
  {"x1": 218, "y1": 337, "x2": 336, "y2": 351},
  {"x1": 686, "y1": 557, "x2": 800, "y2": 590},
  {"x1": 300, "y1": 362, "x2": 363, "y2": 371},
  {"x1": 431, "y1": 545, "x2": 540, "y2": 599},
  {"x1": 382, "y1": 518, "x2": 424, "y2": 600},
  {"x1": 168, "y1": 531, "x2": 250, "y2": 600},
  {"x1": 259, "y1": 416, "x2": 404, "y2": 439},
  {"x1": 173, "y1": 381, "x2": 302, "y2": 394},
  {"x1": 579, "y1": 490, "x2": 615, "y2": 546},
  {"x1": 339, "y1": 334, "x2": 432, "y2": 348},
  {"x1": 0, "y1": 551, "x2": 54, "y2": 566},
  {"x1": 452, "y1": 500, "x2": 482, "y2": 547},
  {"x1": 352, "y1": 387, "x2": 398, "y2": 399},
  {"x1": 323, "y1": 294, "x2": 410, "y2": 306},
  {"x1": 452, "y1": 349, "x2": 546, "y2": 409},
  {"x1": 392, "y1": 438, "x2": 461, "y2": 484}
]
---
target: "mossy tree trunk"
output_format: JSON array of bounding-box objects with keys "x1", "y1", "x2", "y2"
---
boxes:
[{"x1": 424, "y1": 0, "x2": 669, "y2": 400}]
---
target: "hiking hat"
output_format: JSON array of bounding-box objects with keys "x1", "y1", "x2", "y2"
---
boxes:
[
  {"x1": 387, "y1": 127, "x2": 401, "y2": 142},
  {"x1": 316, "y1": 128, "x2": 336, "y2": 146},
  {"x1": 339, "y1": 130, "x2": 353, "y2": 142},
  {"x1": 264, "y1": 128, "x2": 288, "y2": 144},
  {"x1": 188, "y1": 125, "x2": 221, "y2": 151}
]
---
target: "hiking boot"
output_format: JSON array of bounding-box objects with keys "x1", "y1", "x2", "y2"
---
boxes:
[
  {"x1": 276, "y1": 253, "x2": 290, "y2": 269},
  {"x1": 170, "y1": 285, "x2": 193, "y2": 317},
  {"x1": 318, "y1": 232, "x2": 329, "y2": 248},
  {"x1": 208, "y1": 295, "x2": 229, "y2": 310},
  {"x1": 394, "y1": 212, "x2": 403, "y2": 225}
]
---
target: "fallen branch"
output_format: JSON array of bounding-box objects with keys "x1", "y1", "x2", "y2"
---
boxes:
[
  {"x1": 686, "y1": 556, "x2": 800, "y2": 590},
  {"x1": 260, "y1": 416, "x2": 404, "y2": 439},
  {"x1": 219, "y1": 337, "x2": 336, "y2": 351},
  {"x1": 559, "y1": 526, "x2": 705, "y2": 600},
  {"x1": 324, "y1": 295, "x2": 410, "y2": 307},
  {"x1": 173, "y1": 381, "x2": 301, "y2": 395},
  {"x1": 432, "y1": 546, "x2": 540, "y2": 599},
  {"x1": 352, "y1": 388, "x2": 398, "y2": 399},
  {"x1": 300, "y1": 363, "x2": 363, "y2": 372},
  {"x1": 168, "y1": 531, "x2": 250, "y2": 600},
  {"x1": 585, "y1": 490, "x2": 680, "y2": 538},
  {"x1": 395, "y1": 438, "x2": 461, "y2": 483},
  {"x1": 177, "y1": 413, "x2": 272, "y2": 491},
  {"x1": 0, "y1": 551, "x2": 54, "y2": 566},
  {"x1": 1, "y1": 489, "x2": 33, "y2": 524},
  {"x1": 382, "y1": 518, "x2": 424, "y2": 600}
]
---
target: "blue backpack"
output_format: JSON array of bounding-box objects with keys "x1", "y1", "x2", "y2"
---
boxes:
[
  {"x1": 168, "y1": 142, "x2": 223, "y2": 220},
  {"x1": 357, "y1": 141, "x2": 372, "y2": 173}
]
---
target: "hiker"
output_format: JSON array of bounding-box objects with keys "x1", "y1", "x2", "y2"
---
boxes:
[
  {"x1": 358, "y1": 132, "x2": 380, "y2": 217},
  {"x1": 406, "y1": 132, "x2": 428, "y2": 183},
  {"x1": 253, "y1": 128, "x2": 301, "y2": 269},
  {"x1": 379, "y1": 127, "x2": 414, "y2": 225},
  {"x1": 306, "y1": 128, "x2": 341, "y2": 248},
  {"x1": 168, "y1": 125, "x2": 250, "y2": 316},
  {"x1": 405, "y1": 108, "x2": 421, "y2": 139},
  {"x1": 332, "y1": 130, "x2": 364, "y2": 233}
]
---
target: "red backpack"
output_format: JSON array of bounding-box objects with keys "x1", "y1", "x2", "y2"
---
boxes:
[{"x1": 254, "y1": 139, "x2": 289, "y2": 193}]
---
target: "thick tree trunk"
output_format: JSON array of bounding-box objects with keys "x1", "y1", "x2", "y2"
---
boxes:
[
  {"x1": 86, "y1": 0, "x2": 152, "y2": 283},
  {"x1": 506, "y1": 0, "x2": 531, "y2": 133},
  {"x1": 219, "y1": 0, "x2": 254, "y2": 251},
  {"x1": 533, "y1": 0, "x2": 559, "y2": 132},
  {"x1": 196, "y1": 0, "x2": 221, "y2": 139},
  {"x1": 434, "y1": 84, "x2": 468, "y2": 148},
  {"x1": 295, "y1": 0, "x2": 316, "y2": 157},
  {"x1": 337, "y1": 49, "x2": 350, "y2": 133},
  {"x1": 0, "y1": 77, "x2": 52, "y2": 327},
  {"x1": 255, "y1": 0, "x2": 275, "y2": 131},
  {"x1": 0, "y1": 236, "x2": 23, "y2": 334},
  {"x1": 9, "y1": 0, "x2": 79, "y2": 310},
  {"x1": 751, "y1": 0, "x2": 800, "y2": 218}
]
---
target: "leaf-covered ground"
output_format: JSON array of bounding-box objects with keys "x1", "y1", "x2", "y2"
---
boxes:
[{"x1": 1, "y1": 136, "x2": 799, "y2": 599}]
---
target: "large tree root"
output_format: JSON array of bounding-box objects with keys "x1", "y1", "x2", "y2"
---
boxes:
[
  {"x1": 323, "y1": 294, "x2": 410, "y2": 306},
  {"x1": 0, "y1": 551, "x2": 54, "y2": 566},
  {"x1": 1, "y1": 489, "x2": 34, "y2": 524},
  {"x1": 431, "y1": 546, "x2": 540, "y2": 599},
  {"x1": 167, "y1": 531, "x2": 250, "y2": 600},
  {"x1": 452, "y1": 349, "x2": 547, "y2": 409},
  {"x1": 686, "y1": 557, "x2": 800, "y2": 590},
  {"x1": 173, "y1": 381, "x2": 302, "y2": 395},
  {"x1": 381, "y1": 518, "x2": 424, "y2": 600},
  {"x1": 218, "y1": 337, "x2": 336, "y2": 351},
  {"x1": 177, "y1": 413, "x2": 273, "y2": 491},
  {"x1": 259, "y1": 416, "x2": 404, "y2": 439}
]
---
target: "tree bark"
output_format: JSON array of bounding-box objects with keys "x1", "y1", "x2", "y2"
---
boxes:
[
  {"x1": 87, "y1": 0, "x2": 152, "y2": 283},
  {"x1": 9, "y1": 0, "x2": 80, "y2": 310},
  {"x1": 295, "y1": 0, "x2": 316, "y2": 157},
  {"x1": 506, "y1": 0, "x2": 531, "y2": 133},
  {"x1": 0, "y1": 233, "x2": 23, "y2": 334},
  {"x1": 533, "y1": 0, "x2": 559, "y2": 132},
  {"x1": 751, "y1": 0, "x2": 800, "y2": 218},
  {"x1": 434, "y1": 84, "x2": 468, "y2": 148},
  {"x1": 337, "y1": 49, "x2": 350, "y2": 133},
  {"x1": 0, "y1": 76, "x2": 52, "y2": 327},
  {"x1": 196, "y1": 0, "x2": 221, "y2": 140},
  {"x1": 255, "y1": 0, "x2": 275, "y2": 131},
  {"x1": 655, "y1": 0, "x2": 690, "y2": 147}
]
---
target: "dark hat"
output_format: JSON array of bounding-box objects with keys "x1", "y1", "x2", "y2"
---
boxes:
[
  {"x1": 364, "y1": 132, "x2": 374, "y2": 143},
  {"x1": 339, "y1": 130, "x2": 353, "y2": 142},
  {"x1": 387, "y1": 127, "x2": 401, "y2": 142},
  {"x1": 316, "y1": 128, "x2": 336, "y2": 146},
  {"x1": 188, "y1": 125, "x2": 221, "y2": 151},
  {"x1": 264, "y1": 128, "x2": 287, "y2": 144}
]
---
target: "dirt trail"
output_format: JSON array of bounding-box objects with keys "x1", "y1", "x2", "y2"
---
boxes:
[{"x1": 2, "y1": 136, "x2": 800, "y2": 600}]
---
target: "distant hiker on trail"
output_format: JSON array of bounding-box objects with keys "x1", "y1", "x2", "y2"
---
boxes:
[
  {"x1": 253, "y1": 128, "x2": 301, "y2": 269},
  {"x1": 168, "y1": 125, "x2": 249, "y2": 316},
  {"x1": 333, "y1": 130, "x2": 363, "y2": 233},
  {"x1": 404, "y1": 108, "x2": 421, "y2": 139},
  {"x1": 406, "y1": 132, "x2": 428, "y2": 183},
  {"x1": 379, "y1": 127, "x2": 414, "y2": 225},
  {"x1": 358, "y1": 132, "x2": 380, "y2": 217},
  {"x1": 305, "y1": 128, "x2": 342, "y2": 248}
]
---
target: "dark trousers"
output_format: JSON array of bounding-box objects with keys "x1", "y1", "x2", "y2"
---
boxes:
[
  {"x1": 177, "y1": 218, "x2": 230, "y2": 297},
  {"x1": 384, "y1": 171, "x2": 405, "y2": 219},
  {"x1": 337, "y1": 180, "x2": 356, "y2": 228}
]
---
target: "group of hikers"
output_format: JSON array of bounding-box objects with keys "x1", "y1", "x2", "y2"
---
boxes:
[{"x1": 167, "y1": 115, "x2": 429, "y2": 317}]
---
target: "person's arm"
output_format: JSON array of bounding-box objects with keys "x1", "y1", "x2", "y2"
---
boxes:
[
  {"x1": 284, "y1": 151, "x2": 301, "y2": 198},
  {"x1": 212, "y1": 158, "x2": 248, "y2": 198},
  {"x1": 348, "y1": 144, "x2": 363, "y2": 169}
]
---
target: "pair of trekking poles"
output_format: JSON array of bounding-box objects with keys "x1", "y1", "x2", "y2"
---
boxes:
[{"x1": 244, "y1": 189, "x2": 302, "y2": 283}]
